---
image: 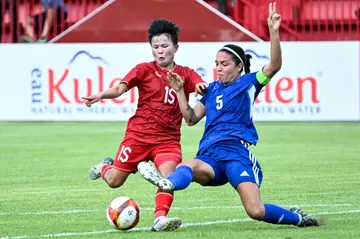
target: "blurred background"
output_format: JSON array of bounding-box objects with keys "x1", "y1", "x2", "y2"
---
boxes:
[{"x1": 1, "y1": 0, "x2": 359, "y2": 43}]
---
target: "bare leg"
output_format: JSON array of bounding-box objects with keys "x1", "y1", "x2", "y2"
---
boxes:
[
  {"x1": 236, "y1": 182, "x2": 320, "y2": 227},
  {"x1": 102, "y1": 168, "x2": 129, "y2": 188},
  {"x1": 236, "y1": 182, "x2": 265, "y2": 220},
  {"x1": 21, "y1": 17, "x2": 35, "y2": 42}
]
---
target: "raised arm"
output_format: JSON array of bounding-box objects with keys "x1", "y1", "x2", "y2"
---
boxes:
[
  {"x1": 168, "y1": 72, "x2": 206, "y2": 126},
  {"x1": 262, "y1": 2, "x2": 282, "y2": 79}
]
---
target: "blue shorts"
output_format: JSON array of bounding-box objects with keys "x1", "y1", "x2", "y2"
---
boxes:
[{"x1": 196, "y1": 140, "x2": 263, "y2": 189}]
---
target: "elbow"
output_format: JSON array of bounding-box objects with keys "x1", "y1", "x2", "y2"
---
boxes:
[
  {"x1": 186, "y1": 121, "x2": 194, "y2": 126},
  {"x1": 272, "y1": 60, "x2": 282, "y2": 72},
  {"x1": 115, "y1": 84, "x2": 126, "y2": 97},
  {"x1": 276, "y1": 61, "x2": 282, "y2": 71},
  {"x1": 116, "y1": 88, "x2": 122, "y2": 97},
  {"x1": 269, "y1": 62, "x2": 282, "y2": 74},
  {"x1": 273, "y1": 65, "x2": 281, "y2": 74},
  {"x1": 271, "y1": 68, "x2": 281, "y2": 78},
  {"x1": 185, "y1": 119, "x2": 196, "y2": 126}
]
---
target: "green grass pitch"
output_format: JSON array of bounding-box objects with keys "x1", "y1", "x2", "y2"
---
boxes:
[{"x1": 0, "y1": 122, "x2": 359, "y2": 239}]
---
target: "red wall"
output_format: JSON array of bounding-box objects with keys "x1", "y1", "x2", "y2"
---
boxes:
[{"x1": 53, "y1": 0, "x2": 257, "y2": 43}]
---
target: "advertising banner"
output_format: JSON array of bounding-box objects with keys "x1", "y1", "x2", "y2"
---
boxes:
[{"x1": 0, "y1": 41, "x2": 358, "y2": 121}]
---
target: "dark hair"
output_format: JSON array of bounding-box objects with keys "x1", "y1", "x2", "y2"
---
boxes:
[
  {"x1": 148, "y1": 19, "x2": 180, "y2": 45},
  {"x1": 219, "y1": 44, "x2": 252, "y2": 74}
]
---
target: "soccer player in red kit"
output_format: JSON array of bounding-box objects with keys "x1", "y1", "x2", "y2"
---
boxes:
[{"x1": 82, "y1": 19, "x2": 207, "y2": 231}]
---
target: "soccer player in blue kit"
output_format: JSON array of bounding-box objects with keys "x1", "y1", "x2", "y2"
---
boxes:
[{"x1": 138, "y1": 2, "x2": 320, "y2": 227}]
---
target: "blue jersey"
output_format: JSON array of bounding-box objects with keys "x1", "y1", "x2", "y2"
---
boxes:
[
  {"x1": 198, "y1": 70, "x2": 270, "y2": 154},
  {"x1": 41, "y1": 0, "x2": 66, "y2": 9}
]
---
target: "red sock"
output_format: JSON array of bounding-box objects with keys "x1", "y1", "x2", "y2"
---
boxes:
[
  {"x1": 154, "y1": 189, "x2": 174, "y2": 219},
  {"x1": 101, "y1": 164, "x2": 113, "y2": 180}
]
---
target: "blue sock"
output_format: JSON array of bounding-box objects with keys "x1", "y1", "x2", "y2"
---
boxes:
[
  {"x1": 262, "y1": 204, "x2": 301, "y2": 225},
  {"x1": 166, "y1": 165, "x2": 193, "y2": 190}
]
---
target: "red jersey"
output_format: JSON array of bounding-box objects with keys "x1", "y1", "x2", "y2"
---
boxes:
[{"x1": 121, "y1": 61, "x2": 204, "y2": 144}]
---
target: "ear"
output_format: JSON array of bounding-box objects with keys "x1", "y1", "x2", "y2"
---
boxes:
[
  {"x1": 237, "y1": 63, "x2": 243, "y2": 72},
  {"x1": 174, "y1": 44, "x2": 179, "y2": 53}
]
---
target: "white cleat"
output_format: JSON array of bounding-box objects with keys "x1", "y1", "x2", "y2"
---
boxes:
[
  {"x1": 89, "y1": 157, "x2": 114, "y2": 180},
  {"x1": 151, "y1": 216, "x2": 182, "y2": 232},
  {"x1": 89, "y1": 163, "x2": 103, "y2": 180},
  {"x1": 158, "y1": 178, "x2": 175, "y2": 192},
  {"x1": 137, "y1": 162, "x2": 174, "y2": 192}
]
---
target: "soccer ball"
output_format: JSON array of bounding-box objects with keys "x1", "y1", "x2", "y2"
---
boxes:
[{"x1": 106, "y1": 196, "x2": 141, "y2": 230}]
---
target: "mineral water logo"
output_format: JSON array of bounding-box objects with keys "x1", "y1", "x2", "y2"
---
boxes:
[{"x1": 30, "y1": 50, "x2": 137, "y2": 115}]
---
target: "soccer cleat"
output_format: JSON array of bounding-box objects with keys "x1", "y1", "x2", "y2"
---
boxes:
[
  {"x1": 137, "y1": 162, "x2": 174, "y2": 192},
  {"x1": 290, "y1": 207, "x2": 321, "y2": 227},
  {"x1": 151, "y1": 216, "x2": 182, "y2": 232},
  {"x1": 158, "y1": 178, "x2": 175, "y2": 192},
  {"x1": 89, "y1": 157, "x2": 114, "y2": 180}
]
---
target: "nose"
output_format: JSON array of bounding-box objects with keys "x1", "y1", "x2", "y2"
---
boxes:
[{"x1": 157, "y1": 47, "x2": 164, "y2": 54}]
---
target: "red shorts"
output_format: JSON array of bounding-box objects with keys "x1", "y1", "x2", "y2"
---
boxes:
[{"x1": 112, "y1": 136, "x2": 182, "y2": 174}]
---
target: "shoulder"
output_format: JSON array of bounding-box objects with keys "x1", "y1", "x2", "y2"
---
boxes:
[
  {"x1": 133, "y1": 61, "x2": 156, "y2": 72},
  {"x1": 238, "y1": 72, "x2": 259, "y2": 86},
  {"x1": 176, "y1": 65, "x2": 204, "y2": 85},
  {"x1": 241, "y1": 72, "x2": 258, "y2": 80},
  {"x1": 175, "y1": 64, "x2": 190, "y2": 71},
  {"x1": 204, "y1": 81, "x2": 217, "y2": 93},
  {"x1": 208, "y1": 81, "x2": 218, "y2": 88},
  {"x1": 175, "y1": 65, "x2": 197, "y2": 76}
]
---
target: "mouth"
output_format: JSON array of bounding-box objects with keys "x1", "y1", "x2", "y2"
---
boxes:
[
  {"x1": 158, "y1": 57, "x2": 165, "y2": 61},
  {"x1": 217, "y1": 74, "x2": 224, "y2": 82}
]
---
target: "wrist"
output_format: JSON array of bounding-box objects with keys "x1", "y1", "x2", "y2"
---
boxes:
[
  {"x1": 269, "y1": 29, "x2": 279, "y2": 36},
  {"x1": 175, "y1": 88, "x2": 184, "y2": 93}
]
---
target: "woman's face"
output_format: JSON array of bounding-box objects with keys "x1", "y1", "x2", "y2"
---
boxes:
[
  {"x1": 215, "y1": 51, "x2": 243, "y2": 84},
  {"x1": 151, "y1": 34, "x2": 178, "y2": 69}
]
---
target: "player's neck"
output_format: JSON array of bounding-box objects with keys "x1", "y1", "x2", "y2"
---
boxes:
[
  {"x1": 157, "y1": 62, "x2": 176, "y2": 71},
  {"x1": 223, "y1": 74, "x2": 241, "y2": 85}
]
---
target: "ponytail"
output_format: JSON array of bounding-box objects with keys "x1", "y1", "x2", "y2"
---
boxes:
[{"x1": 244, "y1": 54, "x2": 252, "y2": 74}]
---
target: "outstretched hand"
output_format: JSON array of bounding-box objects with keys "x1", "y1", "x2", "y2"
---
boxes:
[
  {"x1": 267, "y1": 2, "x2": 282, "y2": 32},
  {"x1": 81, "y1": 94, "x2": 102, "y2": 107},
  {"x1": 167, "y1": 71, "x2": 184, "y2": 92},
  {"x1": 194, "y1": 82, "x2": 208, "y2": 97}
]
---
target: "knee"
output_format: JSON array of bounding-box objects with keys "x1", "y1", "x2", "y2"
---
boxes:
[
  {"x1": 104, "y1": 171, "x2": 126, "y2": 188},
  {"x1": 245, "y1": 205, "x2": 265, "y2": 220},
  {"x1": 106, "y1": 177, "x2": 124, "y2": 188},
  {"x1": 158, "y1": 161, "x2": 178, "y2": 177},
  {"x1": 189, "y1": 162, "x2": 213, "y2": 185}
]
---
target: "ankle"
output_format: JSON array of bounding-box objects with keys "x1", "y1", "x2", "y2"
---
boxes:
[{"x1": 154, "y1": 215, "x2": 165, "y2": 222}]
